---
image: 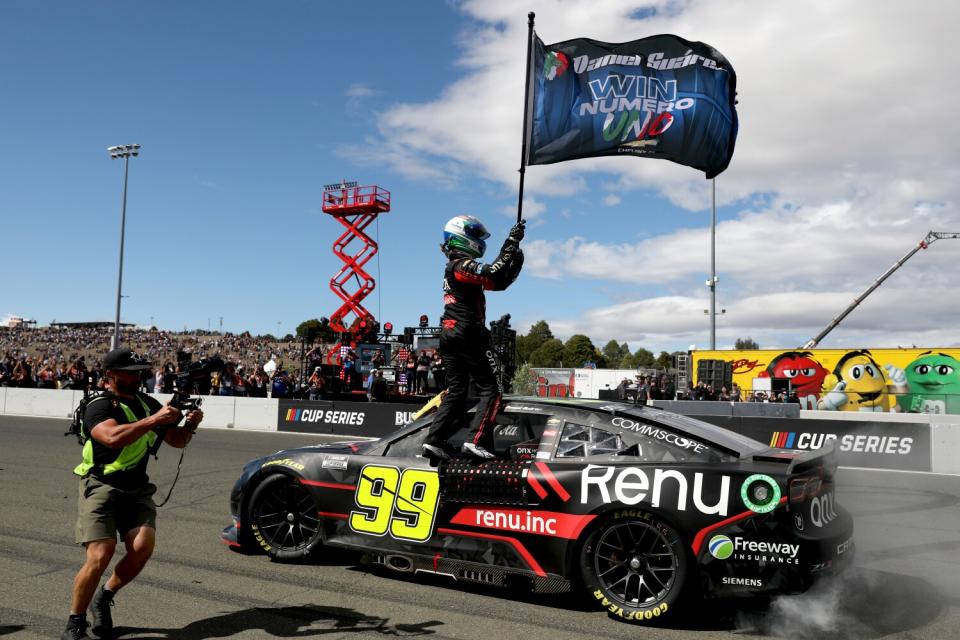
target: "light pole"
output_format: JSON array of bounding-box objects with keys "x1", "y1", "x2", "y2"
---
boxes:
[
  {"x1": 108, "y1": 143, "x2": 140, "y2": 350},
  {"x1": 706, "y1": 178, "x2": 718, "y2": 349}
]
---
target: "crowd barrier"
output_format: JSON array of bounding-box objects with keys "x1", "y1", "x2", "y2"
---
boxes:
[{"x1": 3, "y1": 388, "x2": 958, "y2": 475}]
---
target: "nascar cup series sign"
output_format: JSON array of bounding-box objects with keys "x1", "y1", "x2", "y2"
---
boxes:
[
  {"x1": 528, "y1": 34, "x2": 738, "y2": 178},
  {"x1": 277, "y1": 400, "x2": 415, "y2": 438}
]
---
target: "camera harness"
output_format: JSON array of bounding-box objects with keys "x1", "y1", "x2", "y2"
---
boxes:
[{"x1": 66, "y1": 391, "x2": 190, "y2": 507}]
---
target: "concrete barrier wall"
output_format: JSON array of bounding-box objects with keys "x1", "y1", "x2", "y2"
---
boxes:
[
  {"x1": 1, "y1": 388, "x2": 957, "y2": 474},
  {"x1": 0, "y1": 388, "x2": 277, "y2": 432}
]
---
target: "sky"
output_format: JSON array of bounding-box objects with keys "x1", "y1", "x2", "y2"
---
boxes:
[{"x1": 2, "y1": 0, "x2": 959, "y2": 353}]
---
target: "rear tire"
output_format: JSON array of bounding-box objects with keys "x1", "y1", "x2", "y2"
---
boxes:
[
  {"x1": 247, "y1": 473, "x2": 323, "y2": 561},
  {"x1": 579, "y1": 510, "x2": 689, "y2": 623}
]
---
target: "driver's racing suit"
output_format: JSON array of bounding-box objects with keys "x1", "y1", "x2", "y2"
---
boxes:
[{"x1": 424, "y1": 234, "x2": 523, "y2": 455}]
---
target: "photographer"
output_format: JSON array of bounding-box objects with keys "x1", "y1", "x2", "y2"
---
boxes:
[{"x1": 62, "y1": 348, "x2": 203, "y2": 640}]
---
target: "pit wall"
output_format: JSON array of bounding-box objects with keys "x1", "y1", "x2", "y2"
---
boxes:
[{"x1": 2, "y1": 388, "x2": 958, "y2": 475}]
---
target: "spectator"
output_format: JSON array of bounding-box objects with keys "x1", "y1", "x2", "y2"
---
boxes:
[
  {"x1": 307, "y1": 367, "x2": 325, "y2": 400},
  {"x1": 430, "y1": 352, "x2": 445, "y2": 391},
  {"x1": 234, "y1": 365, "x2": 247, "y2": 397},
  {"x1": 247, "y1": 367, "x2": 269, "y2": 398},
  {"x1": 271, "y1": 369, "x2": 291, "y2": 399},
  {"x1": 370, "y1": 369, "x2": 388, "y2": 402},
  {"x1": 635, "y1": 376, "x2": 649, "y2": 406},
  {"x1": 616, "y1": 377, "x2": 629, "y2": 401},
  {"x1": 38, "y1": 361, "x2": 56, "y2": 389},
  {"x1": 218, "y1": 362, "x2": 238, "y2": 396},
  {"x1": 404, "y1": 352, "x2": 416, "y2": 395},
  {"x1": 371, "y1": 349, "x2": 385, "y2": 369},
  {"x1": 416, "y1": 352, "x2": 430, "y2": 394},
  {"x1": 730, "y1": 383, "x2": 741, "y2": 402}
]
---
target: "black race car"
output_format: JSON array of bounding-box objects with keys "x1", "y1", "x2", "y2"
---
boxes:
[{"x1": 222, "y1": 397, "x2": 854, "y2": 623}]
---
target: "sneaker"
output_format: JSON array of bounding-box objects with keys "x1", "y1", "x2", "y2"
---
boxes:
[
  {"x1": 89, "y1": 587, "x2": 114, "y2": 639},
  {"x1": 461, "y1": 442, "x2": 495, "y2": 459},
  {"x1": 61, "y1": 615, "x2": 91, "y2": 640},
  {"x1": 421, "y1": 443, "x2": 450, "y2": 461}
]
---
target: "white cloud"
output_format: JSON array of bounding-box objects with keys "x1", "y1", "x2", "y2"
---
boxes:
[
  {"x1": 362, "y1": 0, "x2": 960, "y2": 349},
  {"x1": 603, "y1": 194, "x2": 621, "y2": 206},
  {"x1": 345, "y1": 83, "x2": 379, "y2": 98}
]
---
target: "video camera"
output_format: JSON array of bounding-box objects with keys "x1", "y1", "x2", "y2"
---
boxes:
[{"x1": 171, "y1": 356, "x2": 224, "y2": 412}]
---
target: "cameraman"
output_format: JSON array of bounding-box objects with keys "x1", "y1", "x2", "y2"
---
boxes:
[{"x1": 62, "y1": 348, "x2": 203, "y2": 640}]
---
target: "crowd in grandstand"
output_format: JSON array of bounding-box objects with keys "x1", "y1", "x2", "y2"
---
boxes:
[{"x1": 0, "y1": 326, "x2": 310, "y2": 395}]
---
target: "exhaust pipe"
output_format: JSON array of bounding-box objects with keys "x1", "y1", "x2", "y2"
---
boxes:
[{"x1": 384, "y1": 554, "x2": 414, "y2": 572}]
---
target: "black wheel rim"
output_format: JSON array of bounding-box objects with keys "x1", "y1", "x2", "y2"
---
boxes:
[
  {"x1": 593, "y1": 520, "x2": 677, "y2": 608},
  {"x1": 253, "y1": 477, "x2": 321, "y2": 552}
]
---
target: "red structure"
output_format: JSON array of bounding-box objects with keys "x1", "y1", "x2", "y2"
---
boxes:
[{"x1": 321, "y1": 181, "x2": 390, "y2": 364}]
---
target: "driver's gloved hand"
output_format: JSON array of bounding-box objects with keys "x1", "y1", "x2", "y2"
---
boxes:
[{"x1": 508, "y1": 220, "x2": 526, "y2": 243}]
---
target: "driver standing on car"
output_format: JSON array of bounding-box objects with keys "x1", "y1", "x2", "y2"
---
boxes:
[
  {"x1": 61, "y1": 348, "x2": 203, "y2": 640},
  {"x1": 422, "y1": 215, "x2": 524, "y2": 460}
]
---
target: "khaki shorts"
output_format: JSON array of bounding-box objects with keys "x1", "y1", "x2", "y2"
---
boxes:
[{"x1": 75, "y1": 476, "x2": 157, "y2": 544}]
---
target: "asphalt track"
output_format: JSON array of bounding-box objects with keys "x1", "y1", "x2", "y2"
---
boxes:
[{"x1": 1, "y1": 416, "x2": 958, "y2": 640}]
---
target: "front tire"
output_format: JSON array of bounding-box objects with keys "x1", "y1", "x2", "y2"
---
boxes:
[
  {"x1": 247, "y1": 473, "x2": 323, "y2": 561},
  {"x1": 579, "y1": 511, "x2": 689, "y2": 623}
]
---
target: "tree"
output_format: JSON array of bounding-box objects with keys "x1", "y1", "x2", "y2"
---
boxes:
[
  {"x1": 517, "y1": 320, "x2": 554, "y2": 363},
  {"x1": 601, "y1": 340, "x2": 630, "y2": 368},
  {"x1": 512, "y1": 362, "x2": 536, "y2": 395},
  {"x1": 625, "y1": 347, "x2": 655, "y2": 369},
  {"x1": 529, "y1": 339, "x2": 564, "y2": 367},
  {"x1": 563, "y1": 334, "x2": 599, "y2": 368},
  {"x1": 735, "y1": 337, "x2": 760, "y2": 350},
  {"x1": 655, "y1": 351, "x2": 672, "y2": 370},
  {"x1": 296, "y1": 317, "x2": 335, "y2": 344}
]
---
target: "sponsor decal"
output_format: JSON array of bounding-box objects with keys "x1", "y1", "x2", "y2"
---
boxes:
[
  {"x1": 809, "y1": 491, "x2": 839, "y2": 528},
  {"x1": 535, "y1": 451, "x2": 551, "y2": 460},
  {"x1": 499, "y1": 425, "x2": 520, "y2": 437},
  {"x1": 709, "y1": 535, "x2": 733, "y2": 560},
  {"x1": 503, "y1": 404, "x2": 544, "y2": 412},
  {"x1": 769, "y1": 431, "x2": 913, "y2": 455},
  {"x1": 722, "y1": 576, "x2": 764, "y2": 587},
  {"x1": 740, "y1": 474, "x2": 782, "y2": 514},
  {"x1": 593, "y1": 591, "x2": 668, "y2": 621},
  {"x1": 261, "y1": 458, "x2": 305, "y2": 472},
  {"x1": 609, "y1": 417, "x2": 708, "y2": 453},
  {"x1": 527, "y1": 462, "x2": 571, "y2": 502},
  {"x1": 794, "y1": 512, "x2": 804, "y2": 531},
  {"x1": 450, "y1": 507, "x2": 595, "y2": 539},
  {"x1": 730, "y1": 358, "x2": 763, "y2": 375},
  {"x1": 349, "y1": 464, "x2": 440, "y2": 543},
  {"x1": 286, "y1": 408, "x2": 366, "y2": 425},
  {"x1": 836, "y1": 537, "x2": 854, "y2": 555},
  {"x1": 321, "y1": 455, "x2": 348, "y2": 471},
  {"x1": 395, "y1": 411, "x2": 415, "y2": 426},
  {"x1": 580, "y1": 465, "x2": 730, "y2": 516},
  {"x1": 708, "y1": 534, "x2": 800, "y2": 565},
  {"x1": 250, "y1": 523, "x2": 271, "y2": 552}
]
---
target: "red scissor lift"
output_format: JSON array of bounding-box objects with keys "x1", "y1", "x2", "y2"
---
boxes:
[{"x1": 321, "y1": 182, "x2": 390, "y2": 368}]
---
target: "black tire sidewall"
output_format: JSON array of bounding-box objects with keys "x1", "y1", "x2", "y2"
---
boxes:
[
  {"x1": 579, "y1": 509, "x2": 689, "y2": 623},
  {"x1": 247, "y1": 473, "x2": 323, "y2": 561}
]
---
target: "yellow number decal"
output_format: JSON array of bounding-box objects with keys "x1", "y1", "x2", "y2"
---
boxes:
[
  {"x1": 349, "y1": 464, "x2": 440, "y2": 542},
  {"x1": 391, "y1": 468, "x2": 441, "y2": 542},
  {"x1": 349, "y1": 465, "x2": 399, "y2": 536}
]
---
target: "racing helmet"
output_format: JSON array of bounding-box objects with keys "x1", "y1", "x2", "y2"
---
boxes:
[{"x1": 442, "y1": 215, "x2": 490, "y2": 258}]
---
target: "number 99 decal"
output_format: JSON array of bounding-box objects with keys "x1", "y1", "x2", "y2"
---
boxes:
[{"x1": 349, "y1": 464, "x2": 440, "y2": 543}]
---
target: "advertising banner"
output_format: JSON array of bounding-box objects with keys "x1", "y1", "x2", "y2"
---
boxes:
[
  {"x1": 277, "y1": 400, "x2": 417, "y2": 438},
  {"x1": 529, "y1": 34, "x2": 738, "y2": 177},
  {"x1": 692, "y1": 348, "x2": 960, "y2": 414},
  {"x1": 697, "y1": 415, "x2": 932, "y2": 472},
  {"x1": 531, "y1": 368, "x2": 576, "y2": 398}
]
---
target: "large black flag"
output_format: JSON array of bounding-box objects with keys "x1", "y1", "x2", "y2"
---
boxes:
[{"x1": 527, "y1": 34, "x2": 738, "y2": 178}]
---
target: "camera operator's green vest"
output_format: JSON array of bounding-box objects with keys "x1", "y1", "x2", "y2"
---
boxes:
[{"x1": 73, "y1": 396, "x2": 156, "y2": 477}]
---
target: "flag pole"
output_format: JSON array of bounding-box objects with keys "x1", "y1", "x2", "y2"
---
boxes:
[{"x1": 516, "y1": 11, "x2": 536, "y2": 224}]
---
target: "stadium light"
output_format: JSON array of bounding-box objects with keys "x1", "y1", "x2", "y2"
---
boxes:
[{"x1": 108, "y1": 143, "x2": 141, "y2": 350}]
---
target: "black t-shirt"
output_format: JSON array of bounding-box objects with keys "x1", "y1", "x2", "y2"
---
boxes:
[{"x1": 83, "y1": 392, "x2": 163, "y2": 489}]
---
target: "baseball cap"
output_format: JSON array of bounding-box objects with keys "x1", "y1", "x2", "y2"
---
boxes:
[{"x1": 102, "y1": 347, "x2": 152, "y2": 371}]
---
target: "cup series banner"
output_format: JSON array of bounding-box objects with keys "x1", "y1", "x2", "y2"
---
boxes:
[
  {"x1": 698, "y1": 416, "x2": 932, "y2": 472},
  {"x1": 277, "y1": 400, "x2": 417, "y2": 438}
]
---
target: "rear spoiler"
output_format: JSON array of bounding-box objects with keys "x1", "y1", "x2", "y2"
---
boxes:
[{"x1": 751, "y1": 440, "x2": 838, "y2": 476}]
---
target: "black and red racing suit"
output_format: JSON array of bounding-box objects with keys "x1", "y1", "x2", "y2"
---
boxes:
[{"x1": 424, "y1": 237, "x2": 523, "y2": 451}]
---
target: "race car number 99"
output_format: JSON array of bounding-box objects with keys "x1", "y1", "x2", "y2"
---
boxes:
[{"x1": 349, "y1": 464, "x2": 440, "y2": 542}]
